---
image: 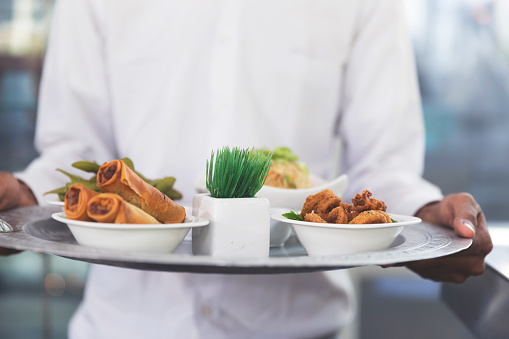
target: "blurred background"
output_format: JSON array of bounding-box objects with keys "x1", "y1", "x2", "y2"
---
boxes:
[{"x1": 0, "y1": 0, "x2": 507, "y2": 338}]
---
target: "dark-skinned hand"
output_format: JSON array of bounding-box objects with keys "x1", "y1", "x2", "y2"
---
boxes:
[
  {"x1": 0, "y1": 172, "x2": 37, "y2": 256},
  {"x1": 383, "y1": 193, "x2": 493, "y2": 283}
]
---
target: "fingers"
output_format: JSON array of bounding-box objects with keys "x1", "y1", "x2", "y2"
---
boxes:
[
  {"x1": 420, "y1": 193, "x2": 482, "y2": 239},
  {"x1": 404, "y1": 254, "x2": 486, "y2": 283},
  {"x1": 447, "y1": 193, "x2": 482, "y2": 239},
  {"x1": 0, "y1": 248, "x2": 22, "y2": 256},
  {"x1": 0, "y1": 172, "x2": 21, "y2": 210},
  {"x1": 0, "y1": 172, "x2": 37, "y2": 211},
  {"x1": 387, "y1": 193, "x2": 494, "y2": 283}
]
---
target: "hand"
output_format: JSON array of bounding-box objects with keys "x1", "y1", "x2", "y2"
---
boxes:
[
  {"x1": 0, "y1": 172, "x2": 37, "y2": 256},
  {"x1": 384, "y1": 193, "x2": 493, "y2": 283},
  {"x1": 0, "y1": 172, "x2": 37, "y2": 210}
]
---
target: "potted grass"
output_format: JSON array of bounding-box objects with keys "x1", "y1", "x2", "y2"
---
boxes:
[{"x1": 192, "y1": 146, "x2": 272, "y2": 257}]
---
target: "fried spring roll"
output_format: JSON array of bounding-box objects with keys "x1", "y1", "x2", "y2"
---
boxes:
[
  {"x1": 87, "y1": 193, "x2": 160, "y2": 224},
  {"x1": 64, "y1": 183, "x2": 99, "y2": 221},
  {"x1": 96, "y1": 159, "x2": 185, "y2": 223}
]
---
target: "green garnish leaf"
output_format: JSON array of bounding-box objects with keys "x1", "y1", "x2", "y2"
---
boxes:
[
  {"x1": 282, "y1": 211, "x2": 303, "y2": 221},
  {"x1": 391, "y1": 218, "x2": 397, "y2": 223}
]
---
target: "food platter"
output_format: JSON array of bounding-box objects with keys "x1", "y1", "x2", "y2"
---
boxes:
[{"x1": 0, "y1": 206, "x2": 472, "y2": 274}]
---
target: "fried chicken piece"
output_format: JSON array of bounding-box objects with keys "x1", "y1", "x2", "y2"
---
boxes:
[
  {"x1": 343, "y1": 190, "x2": 387, "y2": 222},
  {"x1": 300, "y1": 189, "x2": 336, "y2": 218},
  {"x1": 304, "y1": 212, "x2": 327, "y2": 223},
  {"x1": 299, "y1": 188, "x2": 389, "y2": 225},
  {"x1": 328, "y1": 206, "x2": 349, "y2": 224},
  {"x1": 351, "y1": 190, "x2": 387, "y2": 211},
  {"x1": 348, "y1": 210, "x2": 392, "y2": 224},
  {"x1": 342, "y1": 203, "x2": 360, "y2": 222},
  {"x1": 315, "y1": 196, "x2": 349, "y2": 223},
  {"x1": 315, "y1": 196, "x2": 341, "y2": 218}
]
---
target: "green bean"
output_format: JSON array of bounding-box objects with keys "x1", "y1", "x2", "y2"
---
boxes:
[
  {"x1": 55, "y1": 169, "x2": 100, "y2": 191},
  {"x1": 55, "y1": 168, "x2": 87, "y2": 183},
  {"x1": 72, "y1": 160, "x2": 101, "y2": 173},
  {"x1": 155, "y1": 177, "x2": 176, "y2": 193},
  {"x1": 45, "y1": 158, "x2": 183, "y2": 202},
  {"x1": 165, "y1": 189, "x2": 183, "y2": 201},
  {"x1": 43, "y1": 186, "x2": 67, "y2": 195},
  {"x1": 121, "y1": 157, "x2": 135, "y2": 170}
]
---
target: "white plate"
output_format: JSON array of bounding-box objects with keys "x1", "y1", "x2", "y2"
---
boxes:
[
  {"x1": 272, "y1": 213, "x2": 422, "y2": 229},
  {"x1": 45, "y1": 198, "x2": 64, "y2": 207},
  {"x1": 270, "y1": 207, "x2": 293, "y2": 247},
  {"x1": 52, "y1": 212, "x2": 209, "y2": 254},
  {"x1": 195, "y1": 173, "x2": 349, "y2": 210},
  {"x1": 257, "y1": 174, "x2": 348, "y2": 209},
  {"x1": 271, "y1": 213, "x2": 422, "y2": 256}
]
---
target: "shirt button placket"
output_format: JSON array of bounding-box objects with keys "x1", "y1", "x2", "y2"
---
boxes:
[
  {"x1": 201, "y1": 305, "x2": 213, "y2": 317},
  {"x1": 208, "y1": 0, "x2": 239, "y2": 147}
]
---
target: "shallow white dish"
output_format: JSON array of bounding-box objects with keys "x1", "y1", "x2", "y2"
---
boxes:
[
  {"x1": 257, "y1": 174, "x2": 349, "y2": 210},
  {"x1": 195, "y1": 174, "x2": 348, "y2": 210},
  {"x1": 52, "y1": 212, "x2": 209, "y2": 254},
  {"x1": 271, "y1": 213, "x2": 422, "y2": 256},
  {"x1": 45, "y1": 198, "x2": 65, "y2": 207},
  {"x1": 270, "y1": 207, "x2": 293, "y2": 247}
]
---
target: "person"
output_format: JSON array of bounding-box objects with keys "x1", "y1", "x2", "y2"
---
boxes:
[{"x1": 0, "y1": 0, "x2": 493, "y2": 338}]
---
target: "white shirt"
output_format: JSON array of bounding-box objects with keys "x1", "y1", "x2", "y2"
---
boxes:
[{"x1": 17, "y1": 0, "x2": 443, "y2": 338}]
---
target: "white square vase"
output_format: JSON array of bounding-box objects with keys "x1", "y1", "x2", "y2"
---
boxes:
[{"x1": 192, "y1": 193, "x2": 270, "y2": 257}]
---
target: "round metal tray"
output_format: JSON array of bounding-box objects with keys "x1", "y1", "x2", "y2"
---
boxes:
[{"x1": 0, "y1": 206, "x2": 472, "y2": 274}]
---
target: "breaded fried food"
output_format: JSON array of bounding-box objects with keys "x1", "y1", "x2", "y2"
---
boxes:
[
  {"x1": 352, "y1": 190, "x2": 387, "y2": 211},
  {"x1": 304, "y1": 212, "x2": 327, "y2": 223},
  {"x1": 87, "y1": 193, "x2": 160, "y2": 224},
  {"x1": 327, "y1": 206, "x2": 349, "y2": 224},
  {"x1": 349, "y1": 210, "x2": 392, "y2": 224},
  {"x1": 315, "y1": 196, "x2": 348, "y2": 224},
  {"x1": 97, "y1": 159, "x2": 186, "y2": 224},
  {"x1": 64, "y1": 183, "x2": 99, "y2": 221},
  {"x1": 299, "y1": 189, "x2": 391, "y2": 225},
  {"x1": 299, "y1": 189, "x2": 336, "y2": 218},
  {"x1": 343, "y1": 190, "x2": 387, "y2": 222}
]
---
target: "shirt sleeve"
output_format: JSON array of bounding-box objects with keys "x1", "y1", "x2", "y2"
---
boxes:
[
  {"x1": 15, "y1": 0, "x2": 116, "y2": 203},
  {"x1": 339, "y1": 0, "x2": 443, "y2": 215}
]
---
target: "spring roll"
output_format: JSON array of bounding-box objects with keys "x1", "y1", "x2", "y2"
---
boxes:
[
  {"x1": 87, "y1": 193, "x2": 160, "y2": 224},
  {"x1": 64, "y1": 183, "x2": 99, "y2": 221},
  {"x1": 96, "y1": 159, "x2": 185, "y2": 223}
]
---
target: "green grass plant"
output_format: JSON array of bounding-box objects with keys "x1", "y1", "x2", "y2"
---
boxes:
[{"x1": 206, "y1": 147, "x2": 272, "y2": 198}]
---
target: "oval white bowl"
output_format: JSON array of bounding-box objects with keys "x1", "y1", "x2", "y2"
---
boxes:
[
  {"x1": 45, "y1": 198, "x2": 65, "y2": 211},
  {"x1": 270, "y1": 207, "x2": 293, "y2": 247},
  {"x1": 270, "y1": 213, "x2": 421, "y2": 256},
  {"x1": 257, "y1": 174, "x2": 349, "y2": 210},
  {"x1": 52, "y1": 212, "x2": 208, "y2": 253}
]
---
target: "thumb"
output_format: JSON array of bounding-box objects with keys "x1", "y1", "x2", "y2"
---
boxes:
[
  {"x1": 448, "y1": 193, "x2": 482, "y2": 239},
  {"x1": 453, "y1": 217, "x2": 476, "y2": 239}
]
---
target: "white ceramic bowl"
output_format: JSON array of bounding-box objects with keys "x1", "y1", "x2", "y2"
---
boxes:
[
  {"x1": 270, "y1": 207, "x2": 293, "y2": 247},
  {"x1": 270, "y1": 213, "x2": 421, "y2": 256},
  {"x1": 257, "y1": 174, "x2": 349, "y2": 210},
  {"x1": 52, "y1": 212, "x2": 209, "y2": 253},
  {"x1": 45, "y1": 197, "x2": 65, "y2": 210}
]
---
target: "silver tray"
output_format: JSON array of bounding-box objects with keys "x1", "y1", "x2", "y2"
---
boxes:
[{"x1": 0, "y1": 206, "x2": 473, "y2": 274}]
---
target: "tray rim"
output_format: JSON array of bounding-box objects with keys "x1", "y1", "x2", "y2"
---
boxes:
[{"x1": 0, "y1": 206, "x2": 473, "y2": 274}]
